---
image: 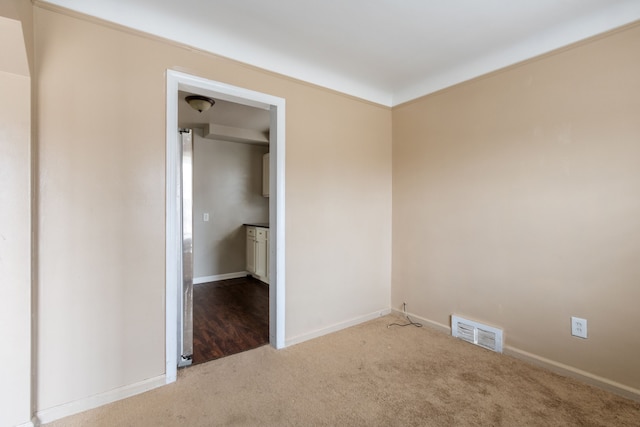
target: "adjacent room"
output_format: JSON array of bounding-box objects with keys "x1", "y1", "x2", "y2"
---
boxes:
[
  {"x1": 1, "y1": 1, "x2": 639, "y2": 426},
  {"x1": 178, "y1": 92, "x2": 272, "y2": 364}
]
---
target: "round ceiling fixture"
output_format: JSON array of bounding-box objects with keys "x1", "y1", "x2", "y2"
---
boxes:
[{"x1": 185, "y1": 95, "x2": 215, "y2": 112}]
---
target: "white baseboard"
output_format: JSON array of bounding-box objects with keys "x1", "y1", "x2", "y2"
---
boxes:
[
  {"x1": 35, "y1": 374, "x2": 166, "y2": 424},
  {"x1": 504, "y1": 345, "x2": 640, "y2": 402},
  {"x1": 286, "y1": 308, "x2": 392, "y2": 347},
  {"x1": 193, "y1": 271, "x2": 248, "y2": 284},
  {"x1": 391, "y1": 309, "x2": 639, "y2": 402}
]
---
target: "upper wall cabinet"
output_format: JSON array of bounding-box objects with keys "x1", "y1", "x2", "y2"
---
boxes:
[{"x1": 262, "y1": 153, "x2": 270, "y2": 197}]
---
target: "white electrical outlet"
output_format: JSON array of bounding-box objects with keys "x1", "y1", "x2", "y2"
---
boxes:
[
  {"x1": 571, "y1": 316, "x2": 588, "y2": 339},
  {"x1": 203, "y1": 213, "x2": 209, "y2": 222}
]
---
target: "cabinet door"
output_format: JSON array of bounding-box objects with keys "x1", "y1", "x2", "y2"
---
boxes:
[
  {"x1": 246, "y1": 227, "x2": 256, "y2": 274},
  {"x1": 255, "y1": 228, "x2": 267, "y2": 278}
]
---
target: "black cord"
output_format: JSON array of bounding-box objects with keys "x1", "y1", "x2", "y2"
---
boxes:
[{"x1": 388, "y1": 303, "x2": 423, "y2": 328}]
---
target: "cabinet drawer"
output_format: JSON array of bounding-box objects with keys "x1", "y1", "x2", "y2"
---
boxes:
[
  {"x1": 256, "y1": 228, "x2": 267, "y2": 239},
  {"x1": 247, "y1": 227, "x2": 256, "y2": 237}
]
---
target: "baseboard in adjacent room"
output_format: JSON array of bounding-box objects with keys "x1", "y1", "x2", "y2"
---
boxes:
[
  {"x1": 35, "y1": 374, "x2": 167, "y2": 424},
  {"x1": 193, "y1": 271, "x2": 248, "y2": 285},
  {"x1": 286, "y1": 308, "x2": 392, "y2": 347}
]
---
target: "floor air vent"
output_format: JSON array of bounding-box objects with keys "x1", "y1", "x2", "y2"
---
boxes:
[{"x1": 451, "y1": 315, "x2": 503, "y2": 353}]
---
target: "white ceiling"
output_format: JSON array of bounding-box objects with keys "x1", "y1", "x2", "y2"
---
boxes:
[{"x1": 43, "y1": 0, "x2": 640, "y2": 106}]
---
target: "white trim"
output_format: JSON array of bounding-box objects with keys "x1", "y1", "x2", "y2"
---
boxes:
[
  {"x1": 15, "y1": 421, "x2": 35, "y2": 427},
  {"x1": 286, "y1": 309, "x2": 391, "y2": 347},
  {"x1": 390, "y1": 309, "x2": 640, "y2": 402},
  {"x1": 35, "y1": 375, "x2": 166, "y2": 424},
  {"x1": 270, "y1": 99, "x2": 286, "y2": 349},
  {"x1": 165, "y1": 72, "x2": 180, "y2": 384},
  {"x1": 504, "y1": 346, "x2": 640, "y2": 402},
  {"x1": 193, "y1": 272, "x2": 248, "y2": 284},
  {"x1": 166, "y1": 70, "x2": 286, "y2": 382}
]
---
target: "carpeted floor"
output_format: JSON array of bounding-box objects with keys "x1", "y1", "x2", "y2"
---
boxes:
[{"x1": 45, "y1": 315, "x2": 640, "y2": 426}]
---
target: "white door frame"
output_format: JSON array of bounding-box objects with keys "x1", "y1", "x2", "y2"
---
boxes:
[{"x1": 165, "y1": 70, "x2": 286, "y2": 383}]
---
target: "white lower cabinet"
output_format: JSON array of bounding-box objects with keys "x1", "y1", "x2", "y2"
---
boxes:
[
  {"x1": 246, "y1": 227, "x2": 256, "y2": 275},
  {"x1": 246, "y1": 226, "x2": 269, "y2": 284}
]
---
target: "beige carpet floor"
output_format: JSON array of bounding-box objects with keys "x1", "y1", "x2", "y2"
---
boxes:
[{"x1": 45, "y1": 315, "x2": 640, "y2": 426}]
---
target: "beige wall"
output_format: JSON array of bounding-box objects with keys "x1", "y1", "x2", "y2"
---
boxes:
[
  {"x1": 0, "y1": 3, "x2": 32, "y2": 426},
  {"x1": 0, "y1": 70, "x2": 32, "y2": 427},
  {"x1": 193, "y1": 131, "x2": 269, "y2": 278},
  {"x1": 34, "y1": 5, "x2": 391, "y2": 412},
  {"x1": 392, "y1": 23, "x2": 640, "y2": 393},
  {"x1": 0, "y1": 0, "x2": 33, "y2": 74}
]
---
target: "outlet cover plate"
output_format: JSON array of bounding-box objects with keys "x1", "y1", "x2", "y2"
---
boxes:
[{"x1": 571, "y1": 316, "x2": 588, "y2": 339}]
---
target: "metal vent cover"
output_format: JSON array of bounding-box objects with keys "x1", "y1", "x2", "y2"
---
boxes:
[{"x1": 451, "y1": 315, "x2": 503, "y2": 353}]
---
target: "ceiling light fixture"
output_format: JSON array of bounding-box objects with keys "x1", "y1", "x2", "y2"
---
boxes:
[{"x1": 185, "y1": 95, "x2": 215, "y2": 112}]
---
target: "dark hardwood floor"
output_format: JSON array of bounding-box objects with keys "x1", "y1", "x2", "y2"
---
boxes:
[{"x1": 192, "y1": 276, "x2": 269, "y2": 365}]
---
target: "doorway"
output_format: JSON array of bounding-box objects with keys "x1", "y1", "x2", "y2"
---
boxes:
[{"x1": 165, "y1": 70, "x2": 286, "y2": 383}]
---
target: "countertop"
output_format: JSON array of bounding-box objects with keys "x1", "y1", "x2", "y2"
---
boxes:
[{"x1": 244, "y1": 222, "x2": 270, "y2": 228}]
